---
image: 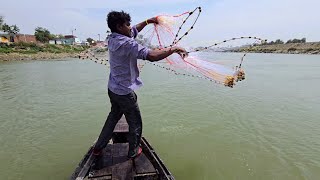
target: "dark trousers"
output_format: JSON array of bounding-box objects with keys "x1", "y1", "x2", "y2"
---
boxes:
[{"x1": 94, "y1": 89, "x2": 142, "y2": 155}]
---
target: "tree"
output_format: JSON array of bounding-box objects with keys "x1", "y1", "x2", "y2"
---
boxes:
[
  {"x1": 2, "y1": 23, "x2": 10, "y2": 32},
  {"x1": 0, "y1": 16, "x2": 3, "y2": 30},
  {"x1": 86, "y1": 37, "x2": 94, "y2": 45},
  {"x1": 49, "y1": 34, "x2": 56, "y2": 40},
  {"x1": 35, "y1": 27, "x2": 51, "y2": 43},
  {"x1": 291, "y1": 39, "x2": 300, "y2": 43},
  {"x1": 136, "y1": 34, "x2": 152, "y2": 48},
  {"x1": 275, "y1": 39, "x2": 284, "y2": 44},
  {"x1": 11, "y1": 25, "x2": 20, "y2": 34},
  {"x1": 2, "y1": 23, "x2": 20, "y2": 34},
  {"x1": 57, "y1": 34, "x2": 64, "y2": 39},
  {"x1": 286, "y1": 38, "x2": 306, "y2": 44}
]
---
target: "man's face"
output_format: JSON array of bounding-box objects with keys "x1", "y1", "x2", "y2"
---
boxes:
[{"x1": 117, "y1": 21, "x2": 132, "y2": 37}]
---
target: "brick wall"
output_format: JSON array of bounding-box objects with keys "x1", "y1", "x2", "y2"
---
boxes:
[{"x1": 14, "y1": 34, "x2": 37, "y2": 43}]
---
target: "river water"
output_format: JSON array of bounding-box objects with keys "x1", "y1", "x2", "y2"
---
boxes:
[{"x1": 0, "y1": 53, "x2": 319, "y2": 180}]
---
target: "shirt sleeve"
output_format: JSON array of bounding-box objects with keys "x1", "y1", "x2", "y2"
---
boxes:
[
  {"x1": 131, "y1": 26, "x2": 139, "y2": 39},
  {"x1": 136, "y1": 43, "x2": 149, "y2": 60},
  {"x1": 124, "y1": 39, "x2": 150, "y2": 60}
]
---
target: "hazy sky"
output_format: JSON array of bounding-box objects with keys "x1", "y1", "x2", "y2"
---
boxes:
[{"x1": 1, "y1": 0, "x2": 319, "y2": 45}]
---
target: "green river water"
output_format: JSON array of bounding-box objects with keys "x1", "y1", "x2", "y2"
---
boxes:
[{"x1": 0, "y1": 53, "x2": 319, "y2": 180}]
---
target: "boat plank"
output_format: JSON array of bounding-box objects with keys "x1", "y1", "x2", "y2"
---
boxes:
[
  {"x1": 90, "y1": 145, "x2": 113, "y2": 178},
  {"x1": 112, "y1": 143, "x2": 130, "y2": 166},
  {"x1": 88, "y1": 175, "x2": 111, "y2": 180},
  {"x1": 76, "y1": 153, "x2": 96, "y2": 180},
  {"x1": 134, "y1": 153, "x2": 157, "y2": 174},
  {"x1": 111, "y1": 158, "x2": 133, "y2": 180},
  {"x1": 114, "y1": 117, "x2": 129, "y2": 133},
  {"x1": 89, "y1": 167, "x2": 112, "y2": 180}
]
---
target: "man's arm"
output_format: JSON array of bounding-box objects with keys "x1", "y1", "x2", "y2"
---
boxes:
[
  {"x1": 147, "y1": 47, "x2": 187, "y2": 62},
  {"x1": 135, "y1": 17, "x2": 158, "y2": 32}
]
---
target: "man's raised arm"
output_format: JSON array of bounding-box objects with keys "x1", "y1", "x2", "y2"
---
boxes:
[{"x1": 135, "y1": 17, "x2": 158, "y2": 32}]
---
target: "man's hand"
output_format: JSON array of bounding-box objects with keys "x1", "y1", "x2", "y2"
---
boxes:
[
  {"x1": 147, "y1": 17, "x2": 159, "y2": 24},
  {"x1": 147, "y1": 46, "x2": 188, "y2": 62},
  {"x1": 173, "y1": 47, "x2": 188, "y2": 59},
  {"x1": 136, "y1": 17, "x2": 158, "y2": 32}
]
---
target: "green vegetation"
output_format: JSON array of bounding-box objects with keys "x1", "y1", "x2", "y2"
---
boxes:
[
  {"x1": 0, "y1": 16, "x2": 3, "y2": 29},
  {"x1": 2, "y1": 24, "x2": 20, "y2": 34},
  {"x1": 233, "y1": 37, "x2": 320, "y2": 54},
  {"x1": 86, "y1": 38, "x2": 94, "y2": 45},
  {"x1": 0, "y1": 15, "x2": 90, "y2": 61},
  {"x1": 0, "y1": 16, "x2": 20, "y2": 45},
  {"x1": 136, "y1": 34, "x2": 154, "y2": 48},
  {"x1": 0, "y1": 16, "x2": 20, "y2": 34},
  {"x1": 0, "y1": 42, "x2": 88, "y2": 54},
  {"x1": 34, "y1": 27, "x2": 53, "y2": 43},
  {"x1": 287, "y1": 38, "x2": 306, "y2": 44},
  {"x1": 235, "y1": 42, "x2": 320, "y2": 54},
  {"x1": 263, "y1": 38, "x2": 307, "y2": 45},
  {"x1": 264, "y1": 39, "x2": 284, "y2": 45}
]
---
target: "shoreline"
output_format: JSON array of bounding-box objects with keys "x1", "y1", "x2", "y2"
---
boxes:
[
  {"x1": 1, "y1": 44, "x2": 320, "y2": 62},
  {"x1": 233, "y1": 42, "x2": 320, "y2": 55},
  {"x1": 0, "y1": 52, "x2": 80, "y2": 61}
]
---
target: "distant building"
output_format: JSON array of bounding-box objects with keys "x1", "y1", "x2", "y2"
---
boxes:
[
  {"x1": 49, "y1": 35, "x2": 88, "y2": 46},
  {"x1": 0, "y1": 34, "x2": 36, "y2": 43},
  {"x1": 96, "y1": 41, "x2": 108, "y2": 47},
  {"x1": 14, "y1": 34, "x2": 37, "y2": 43},
  {"x1": 49, "y1": 39, "x2": 65, "y2": 45},
  {"x1": 80, "y1": 41, "x2": 89, "y2": 46},
  {"x1": 64, "y1": 35, "x2": 81, "y2": 45}
]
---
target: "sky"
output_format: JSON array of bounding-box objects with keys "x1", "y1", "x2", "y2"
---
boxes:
[{"x1": 1, "y1": 0, "x2": 319, "y2": 45}]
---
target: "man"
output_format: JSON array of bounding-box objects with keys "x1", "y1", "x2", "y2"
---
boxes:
[{"x1": 93, "y1": 11, "x2": 187, "y2": 159}]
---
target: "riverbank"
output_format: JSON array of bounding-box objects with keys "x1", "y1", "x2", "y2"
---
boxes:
[
  {"x1": 234, "y1": 42, "x2": 320, "y2": 54},
  {"x1": 0, "y1": 52, "x2": 79, "y2": 61},
  {"x1": 0, "y1": 42, "x2": 88, "y2": 61}
]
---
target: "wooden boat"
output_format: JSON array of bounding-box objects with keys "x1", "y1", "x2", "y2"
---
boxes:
[{"x1": 70, "y1": 117, "x2": 174, "y2": 180}]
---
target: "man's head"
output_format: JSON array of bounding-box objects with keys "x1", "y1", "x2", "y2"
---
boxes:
[{"x1": 107, "y1": 11, "x2": 132, "y2": 37}]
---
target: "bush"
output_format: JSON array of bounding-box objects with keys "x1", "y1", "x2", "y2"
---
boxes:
[
  {"x1": 305, "y1": 48, "x2": 314, "y2": 52},
  {"x1": 0, "y1": 43, "x2": 10, "y2": 48},
  {"x1": 0, "y1": 42, "x2": 88, "y2": 54},
  {"x1": 286, "y1": 38, "x2": 306, "y2": 44},
  {"x1": 288, "y1": 47, "x2": 297, "y2": 51},
  {"x1": 14, "y1": 42, "x2": 37, "y2": 48},
  {"x1": 0, "y1": 47, "x2": 11, "y2": 53},
  {"x1": 45, "y1": 44, "x2": 61, "y2": 50},
  {"x1": 19, "y1": 50, "x2": 38, "y2": 54}
]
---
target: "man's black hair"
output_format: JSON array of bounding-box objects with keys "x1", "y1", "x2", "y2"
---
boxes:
[{"x1": 107, "y1": 11, "x2": 131, "y2": 33}]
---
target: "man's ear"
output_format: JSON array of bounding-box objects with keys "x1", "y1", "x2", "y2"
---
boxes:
[{"x1": 116, "y1": 24, "x2": 122, "y2": 32}]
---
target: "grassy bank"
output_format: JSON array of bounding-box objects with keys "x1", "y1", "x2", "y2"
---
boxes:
[
  {"x1": 234, "y1": 42, "x2": 320, "y2": 54},
  {"x1": 0, "y1": 42, "x2": 88, "y2": 54},
  {"x1": 0, "y1": 42, "x2": 89, "y2": 61}
]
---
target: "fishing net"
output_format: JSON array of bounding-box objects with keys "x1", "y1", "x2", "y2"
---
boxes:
[{"x1": 80, "y1": 7, "x2": 266, "y2": 88}]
